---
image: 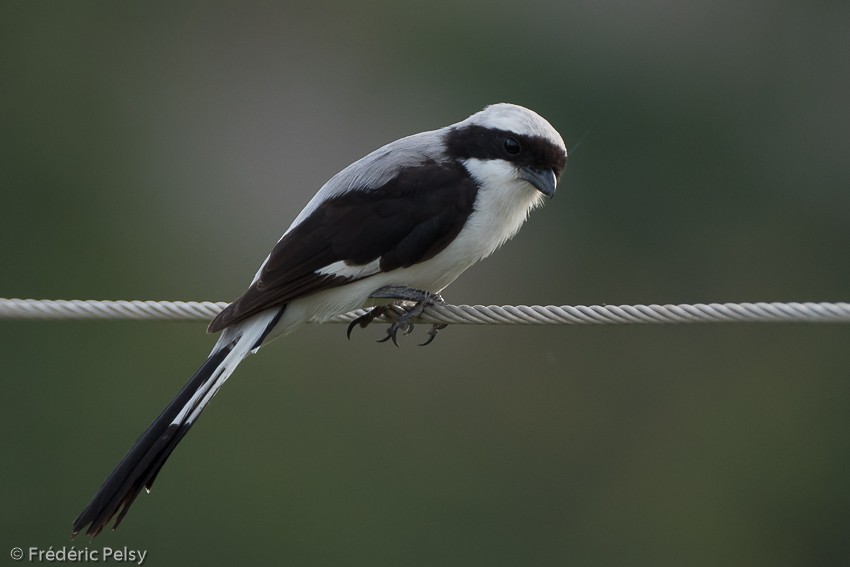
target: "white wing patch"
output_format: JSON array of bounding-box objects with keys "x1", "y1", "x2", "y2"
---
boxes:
[{"x1": 315, "y1": 258, "x2": 382, "y2": 280}]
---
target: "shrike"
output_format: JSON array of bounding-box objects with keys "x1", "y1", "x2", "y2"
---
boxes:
[{"x1": 72, "y1": 103, "x2": 568, "y2": 538}]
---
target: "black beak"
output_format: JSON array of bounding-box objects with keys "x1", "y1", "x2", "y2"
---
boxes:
[{"x1": 520, "y1": 166, "x2": 557, "y2": 198}]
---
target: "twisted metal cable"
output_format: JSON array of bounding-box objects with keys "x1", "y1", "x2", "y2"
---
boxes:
[{"x1": 1, "y1": 298, "x2": 849, "y2": 326}]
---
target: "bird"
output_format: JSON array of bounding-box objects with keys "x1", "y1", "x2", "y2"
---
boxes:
[{"x1": 71, "y1": 102, "x2": 568, "y2": 538}]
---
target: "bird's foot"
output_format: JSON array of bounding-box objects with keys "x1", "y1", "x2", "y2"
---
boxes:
[
  {"x1": 347, "y1": 286, "x2": 448, "y2": 346},
  {"x1": 376, "y1": 298, "x2": 446, "y2": 347}
]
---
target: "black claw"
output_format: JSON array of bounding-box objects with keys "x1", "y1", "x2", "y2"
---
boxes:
[
  {"x1": 418, "y1": 323, "x2": 448, "y2": 347},
  {"x1": 347, "y1": 306, "x2": 388, "y2": 340},
  {"x1": 377, "y1": 325, "x2": 400, "y2": 347},
  {"x1": 346, "y1": 319, "x2": 359, "y2": 340}
]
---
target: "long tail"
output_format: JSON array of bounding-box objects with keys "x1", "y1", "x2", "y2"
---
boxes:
[{"x1": 72, "y1": 311, "x2": 280, "y2": 539}]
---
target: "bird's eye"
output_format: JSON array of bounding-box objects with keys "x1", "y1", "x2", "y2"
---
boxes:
[{"x1": 504, "y1": 137, "x2": 522, "y2": 156}]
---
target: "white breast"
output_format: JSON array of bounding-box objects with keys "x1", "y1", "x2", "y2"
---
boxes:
[{"x1": 363, "y1": 157, "x2": 544, "y2": 294}]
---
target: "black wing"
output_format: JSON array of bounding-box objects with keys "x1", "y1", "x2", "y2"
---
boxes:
[{"x1": 208, "y1": 163, "x2": 478, "y2": 332}]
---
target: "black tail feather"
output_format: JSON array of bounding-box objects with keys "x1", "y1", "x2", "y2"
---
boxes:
[{"x1": 72, "y1": 341, "x2": 235, "y2": 539}]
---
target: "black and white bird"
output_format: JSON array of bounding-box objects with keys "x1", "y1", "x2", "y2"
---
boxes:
[{"x1": 72, "y1": 103, "x2": 567, "y2": 538}]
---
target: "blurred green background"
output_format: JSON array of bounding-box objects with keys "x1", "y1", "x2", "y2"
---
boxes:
[{"x1": 2, "y1": 1, "x2": 849, "y2": 565}]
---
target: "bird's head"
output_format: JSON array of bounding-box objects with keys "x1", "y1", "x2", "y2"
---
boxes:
[{"x1": 444, "y1": 103, "x2": 567, "y2": 199}]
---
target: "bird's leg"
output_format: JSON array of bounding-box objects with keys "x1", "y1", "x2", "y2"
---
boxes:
[
  {"x1": 348, "y1": 286, "x2": 448, "y2": 346},
  {"x1": 368, "y1": 285, "x2": 445, "y2": 305}
]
